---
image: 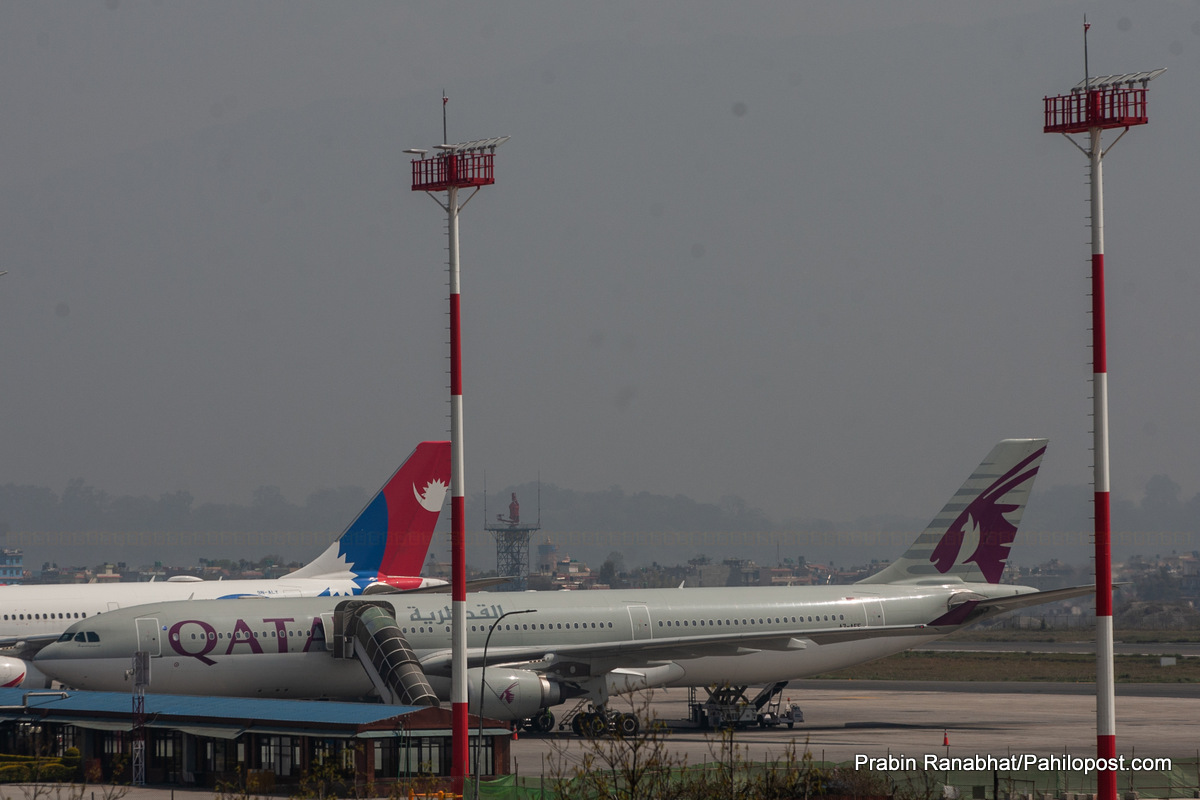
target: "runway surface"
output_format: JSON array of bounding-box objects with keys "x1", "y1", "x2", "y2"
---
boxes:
[
  {"x1": 917, "y1": 641, "x2": 1200, "y2": 657},
  {"x1": 509, "y1": 681, "x2": 1200, "y2": 771}
]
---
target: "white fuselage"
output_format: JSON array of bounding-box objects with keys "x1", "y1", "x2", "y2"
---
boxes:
[
  {"x1": 0, "y1": 575, "x2": 441, "y2": 643},
  {"x1": 34, "y1": 582, "x2": 1031, "y2": 702}
]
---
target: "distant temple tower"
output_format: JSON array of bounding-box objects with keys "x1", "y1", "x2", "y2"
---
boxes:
[{"x1": 484, "y1": 490, "x2": 540, "y2": 592}]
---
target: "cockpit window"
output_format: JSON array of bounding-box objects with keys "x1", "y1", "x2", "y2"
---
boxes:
[
  {"x1": 58, "y1": 632, "x2": 74, "y2": 642},
  {"x1": 74, "y1": 632, "x2": 86, "y2": 643},
  {"x1": 86, "y1": 632, "x2": 100, "y2": 643}
]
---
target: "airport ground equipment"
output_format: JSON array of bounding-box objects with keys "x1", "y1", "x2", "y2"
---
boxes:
[{"x1": 332, "y1": 599, "x2": 438, "y2": 707}]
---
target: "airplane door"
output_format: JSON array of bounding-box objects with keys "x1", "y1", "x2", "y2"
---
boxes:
[
  {"x1": 627, "y1": 605, "x2": 652, "y2": 640},
  {"x1": 135, "y1": 617, "x2": 162, "y2": 657},
  {"x1": 862, "y1": 599, "x2": 885, "y2": 627},
  {"x1": 317, "y1": 612, "x2": 335, "y2": 651}
]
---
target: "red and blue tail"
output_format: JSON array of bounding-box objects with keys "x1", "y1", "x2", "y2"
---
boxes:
[{"x1": 290, "y1": 441, "x2": 451, "y2": 590}]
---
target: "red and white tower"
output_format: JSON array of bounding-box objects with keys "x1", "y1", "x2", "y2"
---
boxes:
[
  {"x1": 406, "y1": 132, "x2": 509, "y2": 795},
  {"x1": 1043, "y1": 30, "x2": 1164, "y2": 800}
]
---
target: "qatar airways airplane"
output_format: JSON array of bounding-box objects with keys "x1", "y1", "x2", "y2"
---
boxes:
[
  {"x1": 36, "y1": 439, "x2": 1091, "y2": 736},
  {"x1": 1, "y1": 440, "x2": 450, "y2": 687}
]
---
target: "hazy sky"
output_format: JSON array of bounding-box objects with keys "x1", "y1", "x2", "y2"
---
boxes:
[{"x1": 2, "y1": 1, "x2": 1198, "y2": 531}]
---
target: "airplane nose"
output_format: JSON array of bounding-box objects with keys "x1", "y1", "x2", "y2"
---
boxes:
[{"x1": 33, "y1": 644, "x2": 58, "y2": 661}]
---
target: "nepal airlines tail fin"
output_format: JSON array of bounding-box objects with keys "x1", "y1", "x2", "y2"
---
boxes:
[
  {"x1": 288, "y1": 440, "x2": 451, "y2": 591},
  {"x1": 858, "y1": 438, "x2": 1048, "y2": 586}
]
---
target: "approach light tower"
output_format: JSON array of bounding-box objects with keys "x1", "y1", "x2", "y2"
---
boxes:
[
  {"x1": 1042, "y1": 28, "x2": 1164, "y2": 800},
  {"x1": 406, "y1": 132, "x2": 509, "y2": 795},
  {"x1": 484, "y1": 490, "x2": 541, "y2": 591}
]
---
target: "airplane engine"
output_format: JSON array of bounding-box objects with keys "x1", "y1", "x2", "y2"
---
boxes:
[
  {"x1": 0, "y1": 657, "x2": 50, "y2": 689},
  {"x1": 465, "y1": 667, "x2": 562, "y2": 721}
]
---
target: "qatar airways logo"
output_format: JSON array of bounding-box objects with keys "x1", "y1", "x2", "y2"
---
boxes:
[
  {"x1": 501, "y1": 681, "x2": 519, "y2": 704},
  {"x1": 167, "y1": 617, "x2": 323, "y2": 666},
  {"x1": 413, "y1": 479, "x2": 449, "y2": 513},
  {"x1": 927, "y1": 446, "x2": 1045, "y2": 583}
]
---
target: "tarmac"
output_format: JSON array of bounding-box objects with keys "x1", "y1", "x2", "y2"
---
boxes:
[{"x1": 510, "y1": 681, "x2": 1200, "y2": 767}]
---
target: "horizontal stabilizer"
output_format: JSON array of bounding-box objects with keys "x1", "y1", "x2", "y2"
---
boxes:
[
  {"x1": 367, "y1": 577, "x2": 513, "y2": 595},
  {"x1": 974, "y1": 584, "x2": 1096, "y2": 614},
  {"x1": 926, "y1": 584, "x2": 1097, "y2": 627}
]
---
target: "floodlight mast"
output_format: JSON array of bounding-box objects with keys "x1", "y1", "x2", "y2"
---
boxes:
[
  {"x1": 408, "y1": 132, "x2": 509, "y2": 796},
  {"x1": 1042, "y1": 27, "x2": 1164, "y2": 800}
]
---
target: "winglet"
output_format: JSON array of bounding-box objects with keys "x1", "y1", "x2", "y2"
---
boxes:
[
  {"x1": 290, "y1": 441, "x2": 451, "y2": 587},
  {"x1": 858, "y1": 439, "x2": 1048, "y2": 585}
]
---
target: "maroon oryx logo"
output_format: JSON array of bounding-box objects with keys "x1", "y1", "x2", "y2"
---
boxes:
[{"x1": 928, "y1": 445, "x2": 1045, "y2": 583}]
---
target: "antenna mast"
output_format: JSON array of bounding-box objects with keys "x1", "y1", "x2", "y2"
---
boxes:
[
  {"x1": 406, "y1": 114, "x2": 509, "y2": 795},
  {"x1": 1043, "y1": 28, "x2": 1165, "y2": 800}
]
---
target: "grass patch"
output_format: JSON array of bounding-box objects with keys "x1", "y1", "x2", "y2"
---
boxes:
[{"x1": 810, "y1": 651, "x2": 1200, "y2": 682}]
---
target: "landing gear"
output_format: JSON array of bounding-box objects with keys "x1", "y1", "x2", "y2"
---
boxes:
[
  {"x1": 558, "y1": 700, "x2": 645, "y2": 738},
  {"x1": 579, "y1": 711, "x2": 608, "y2": 738},
  {"x1": 526, "y1": 709, "x2": 555, "y2": 734},
  {"x1": 559, "y1": 705, "x2": 638, "y2": 738}
]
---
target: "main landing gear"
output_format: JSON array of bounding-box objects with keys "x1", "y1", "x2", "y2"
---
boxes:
[{"x1": 559, "y1": 701, "x2": 641, "y2": 738}]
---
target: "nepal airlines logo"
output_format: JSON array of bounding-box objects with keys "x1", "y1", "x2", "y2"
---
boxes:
[
  {"x1": 928, "y1": 446, "x2": 1045, "y2": 583},
  {"x1": 413, "y1": 479, "x2": 449, "y2": 513}
]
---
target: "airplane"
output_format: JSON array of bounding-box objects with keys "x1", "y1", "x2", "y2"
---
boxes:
[
  {"x1": 1, "y1": 440, "x2": 451, "y2": 687},
  {"x1": 35, "y1": 438, "x2": 1093, "y2": 736}
]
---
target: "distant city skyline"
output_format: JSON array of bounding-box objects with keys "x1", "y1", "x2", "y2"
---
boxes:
[{"x1": 2, "y1": 471, "x2": 1194, "y2": 573}]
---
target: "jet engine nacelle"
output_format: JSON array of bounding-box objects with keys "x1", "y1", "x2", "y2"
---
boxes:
[
  {"x1": 0, "y1": 657, "x2": 51, "y2": 689},
  {"x1": 465, "y1": 667, "x2": 561, "y2": 721}
]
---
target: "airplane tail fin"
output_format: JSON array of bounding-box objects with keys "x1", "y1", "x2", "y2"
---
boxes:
[
  {"x1": 290, "y1": 441, "x2": 451, "y2": 587},
  {"x1": 857, "y1": 438, "x2": 1047, "y2": 585}
]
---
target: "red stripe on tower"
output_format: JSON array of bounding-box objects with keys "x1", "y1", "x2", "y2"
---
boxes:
[{"x1": 1092, "y1": 253, "x2": 1107, "y2": 371}]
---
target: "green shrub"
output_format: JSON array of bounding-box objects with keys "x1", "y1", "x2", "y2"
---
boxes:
[{"x1": 0, "y1": 763, "x2": 30, "y2": 782}]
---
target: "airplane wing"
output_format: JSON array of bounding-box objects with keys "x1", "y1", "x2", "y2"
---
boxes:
[
  {"x1": 417, "y1": 622, "x2": 939, "y2": 676},
  {"x1": 0, "y1": 632, "x2": 64, "y2": 660}
]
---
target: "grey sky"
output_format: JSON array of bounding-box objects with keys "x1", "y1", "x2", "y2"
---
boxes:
[{"x1": 1, "y1": 2, "x2": 1197, "y2": 532}]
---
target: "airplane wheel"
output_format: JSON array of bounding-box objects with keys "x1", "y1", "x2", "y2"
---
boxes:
[
  {"x1": 571, "y1": 715, "x2": 584, "y2": 736},
  {"x1": 533, "y1": 710, "x2": 555, "y2": 733},
  {"x1": 581, "y1": 713, "x2": 607, "y2": 738},
  {"x1": 616, "y1": 713, "x2": 639, "y2": 737}
]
